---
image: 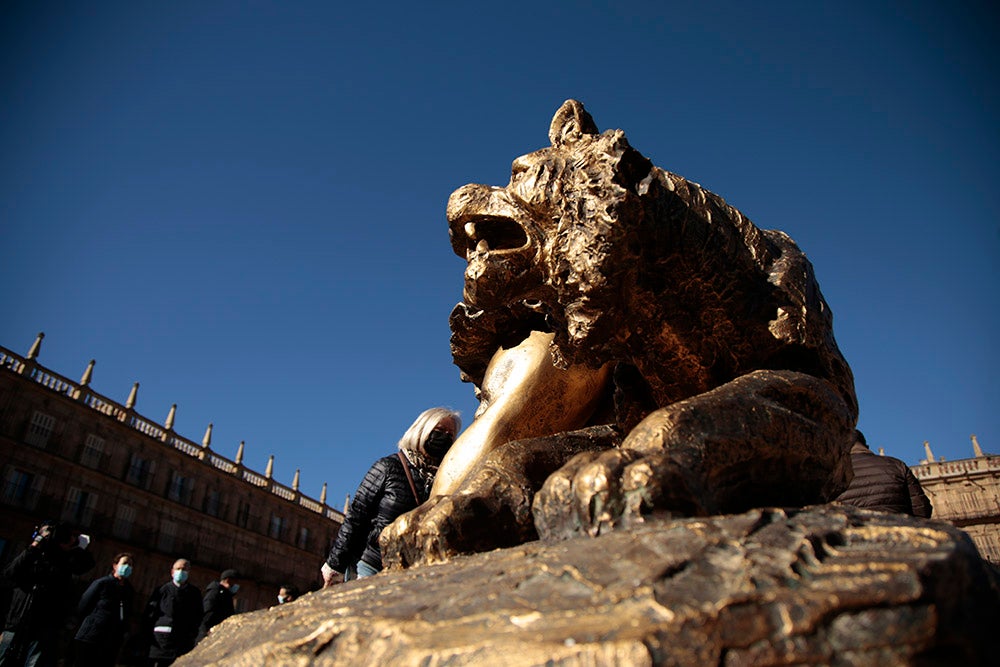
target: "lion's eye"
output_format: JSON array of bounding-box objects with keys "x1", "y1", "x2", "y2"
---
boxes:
[{"x1": 511, "y1": 156, "x2": 532, "y2": 177}]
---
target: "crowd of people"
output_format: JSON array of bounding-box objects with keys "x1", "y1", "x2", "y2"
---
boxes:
[
  {"x1": 0, "y1": 408, "x2": 929, "y2": 666},
  {"x1": 0, "y1": 530, "x2": 297, "y2": 666}
]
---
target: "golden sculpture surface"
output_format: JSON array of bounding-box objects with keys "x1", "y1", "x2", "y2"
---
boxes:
[{"x1": 383, "y1": 100, "x2": 859, "y2": 568}]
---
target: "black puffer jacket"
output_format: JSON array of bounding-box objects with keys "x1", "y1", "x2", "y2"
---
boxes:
[
  {"x1": 325, "y1": 454, "x2": 428, "y2": 572},
  {"x1": 836, "y1": 443, "x2": 932, "y2": 517}
]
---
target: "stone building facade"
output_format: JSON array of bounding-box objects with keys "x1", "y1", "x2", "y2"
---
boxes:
[
  {"x1": 911, "y1": 437, "x2": 1000, "y2": 563},
  {"x1": 0, "y1": 334, "x2": 343, "y2": 620}
]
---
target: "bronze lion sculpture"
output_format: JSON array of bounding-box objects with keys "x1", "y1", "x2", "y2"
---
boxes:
[{"x1": 382, "y1": 100, "x2": 857, "y2": 568}]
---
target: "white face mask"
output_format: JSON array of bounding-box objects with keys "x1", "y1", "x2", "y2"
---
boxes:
[{"x1": 277, "y1": 595, "x2": 287, "y2": 604}]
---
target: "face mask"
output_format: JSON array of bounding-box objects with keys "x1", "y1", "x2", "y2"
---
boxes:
[
  {"x1": 173, "y1": 569, "x2": 189, "y2": 585},
  {"x1": 424, "y1": 430, "x2": 454, "y2": 459},
  {"x1": 277, "y1": 595, "x2": 287, "y2": 604},
  {"x1": 116, "y1": 563, "x2": 133, "y2": 578},
  {"x1": 229, "y1": 583, "x2": 240, "y2": 594}
]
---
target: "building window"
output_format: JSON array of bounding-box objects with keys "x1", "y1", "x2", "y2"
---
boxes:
[
  {"x1": 296, "y1": 526, "x2": 311, "y2": 550},
  {"x1": 2, "y1": 468, "x2": 44, "y2": 508},
  {"x1": 80, "y1": 434, "x2": 105, "y2": 468},
  {"x1": 113, "y1": 505, "x2": 136, "y2": 540},
  {"x1": 126, "y1": 453, "x2": 156, "y2": 490},
  {"x1": 237, "y1": 501, "x2": 251, "y2": 529},
  {"x1": 25, "y1": 411, "x2": 56, "y2": 447},
  {"x1": 159, "y1": 519, "x2": 177, "y2": 551},
  {"x1": 203, "y1": 489, "x2": 221, "y2": 518},
  {"x1": 167, "y1": 471, "x2": 194, "y2": 505},
  {"x1": 269, "y1": 514, "x2": 286, "y2": 540},
  {"x1": 63, "y1": 487, "x2": 97, "y2": 526}
]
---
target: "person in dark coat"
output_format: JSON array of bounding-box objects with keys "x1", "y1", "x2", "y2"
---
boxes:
[
  {"x1": 0, "y1": 522, "x2": 95, "y2": 667},
  {"x1": 321, "y1": 407, "x2": 461, "y2": 584},
  {"x1": 73, "y1": 552, "x2": 135, "y2": 667},
  {"x1": 143, "y1": 559, "x2": 201, "y2": 666},
  {"x1": 836, "y1": 430, "x2": 933, "y2": 517},
  {"x1": 196, "y1": 569, "x2": 239, "y2": 642}
]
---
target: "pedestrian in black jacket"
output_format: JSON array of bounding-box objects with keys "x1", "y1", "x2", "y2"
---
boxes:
[
  {"x1": 0, "y1": 522, "x2": 95, "y2": 667},
  {"x1": 73, "y1": 552, "x2": 135, "y2": 667},
  {"x1": 836, "y1": 430, "x2": 933, "y2": 517},
  {"x1": 321, "y1": 407, "x2": 461, "y2": 584},
  {"x1": 143, "y1": 558, "x2": 201, "y2": 666},
  {"x1": 196, "y1": 569, "x2": 239, "y2": 642}
]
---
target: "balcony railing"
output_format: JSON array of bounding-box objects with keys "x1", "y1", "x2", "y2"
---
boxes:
[
  {"x1": 1, "y1": 344, "x2": 342, "y2": 522},
  {"x1": 913, "y1": 455, "x2": 1000, "y2": 480}
]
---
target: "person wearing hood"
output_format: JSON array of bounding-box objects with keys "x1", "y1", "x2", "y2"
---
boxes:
[
  {"x1": 196, "y1": 569, "x2": 239, "y2": 642},
  {"x1": 321, "y1": 407, "x2": 461, "y2": 584},
  {"x1": 73, "y1": 552, "x2": 135, "y2": 667}
]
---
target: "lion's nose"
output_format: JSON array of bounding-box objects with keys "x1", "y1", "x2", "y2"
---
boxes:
[{"x1": 447, "y1": 184, "x2": 495, "y2": 222}]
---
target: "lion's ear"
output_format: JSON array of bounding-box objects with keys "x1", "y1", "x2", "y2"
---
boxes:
[{"x1": 549, "y1": 100, "x2": 599, "y2": 147}]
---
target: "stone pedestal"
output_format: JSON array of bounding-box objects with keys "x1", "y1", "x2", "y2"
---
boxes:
[{"x1": 181, "y1": 505, "x2": 1000, "y2": 666}]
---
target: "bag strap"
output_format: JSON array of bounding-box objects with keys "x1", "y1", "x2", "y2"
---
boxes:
[{"x1": 396, "y1": 451, "x2": 422, "y2": 504}]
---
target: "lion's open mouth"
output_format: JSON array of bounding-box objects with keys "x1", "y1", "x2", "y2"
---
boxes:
[{"x1": 460, "y1": 216, "x2": 529, "y2": 257}]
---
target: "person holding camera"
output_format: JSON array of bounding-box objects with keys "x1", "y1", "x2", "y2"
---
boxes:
[{"x1": 0, "y1": 522, "x2": 95, "y2": 667}]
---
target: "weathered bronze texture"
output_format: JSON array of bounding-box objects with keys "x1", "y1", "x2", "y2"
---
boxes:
[
  {"x1": 181, "y1": 506, "x2": 1000, "y2": 666},
  {"x1": 382, "y1": 100, "x2": 858, "y2": 566}
]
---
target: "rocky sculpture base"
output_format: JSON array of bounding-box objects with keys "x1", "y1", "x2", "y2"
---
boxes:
[{"x1": 181, "y1": 506, "x2": 999, "y2": 666}]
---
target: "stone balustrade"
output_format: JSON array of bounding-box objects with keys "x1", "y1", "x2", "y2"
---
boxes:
[
  {"x1": 0, "y1": 342, "x2": 337, "y2": 519},
  {"x1": 913, "y1": 455, "x2": 1000, "y2": 480}
]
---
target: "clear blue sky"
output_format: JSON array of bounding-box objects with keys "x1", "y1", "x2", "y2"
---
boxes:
[{"x1": 2, "y1": 1, "x2": 996, "y2": 508}]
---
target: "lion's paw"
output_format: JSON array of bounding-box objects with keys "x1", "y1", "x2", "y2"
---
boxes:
[
  {"x1": 380, "y1": 495, "x2": 457, "y2": 569},
  {"x1": 381, "y1": 464, "x2": 538, "y2": 569},
  {"x1": 533, "y1": 448, "x2": 708, "y2": 541}
]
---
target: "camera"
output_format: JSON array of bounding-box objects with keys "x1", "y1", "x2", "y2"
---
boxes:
[
  {"x1": 31, "y1": 523, "x2": 78, "y2": 548},
  {"x1": 31, "y1": 524, "x2": 54, "y2": 544}
]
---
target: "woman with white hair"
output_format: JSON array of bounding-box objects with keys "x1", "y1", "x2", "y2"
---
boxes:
[{"x1": 321, "y1": 407, "x2": 461, "y2": 583}]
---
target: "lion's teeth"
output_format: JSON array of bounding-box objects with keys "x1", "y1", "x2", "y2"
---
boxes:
[
  {"x1": 476, "y1": 239, "x2": 490, "y2": 253},
  {"x1": 465, "y1": 222, "x2": 477, "y2": 238}
]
